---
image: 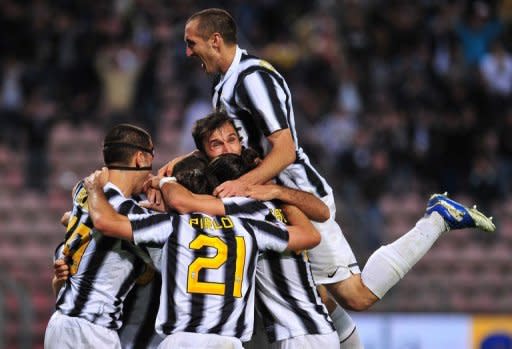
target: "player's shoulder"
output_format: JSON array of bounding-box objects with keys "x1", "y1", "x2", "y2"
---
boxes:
[
  {"x1": 239, "y1": 53, "x2": 279, "y2": 75},
  {"x1": 223, "y1": 197, "x2": 272, "y2": 217}
]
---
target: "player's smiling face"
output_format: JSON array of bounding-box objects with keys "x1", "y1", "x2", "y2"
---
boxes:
[
  {"x1": 184, "y1": 19, "x2": 220, "y2": 74},
  {"x1": 203, "y1": 122, "x2": 242, "y2": 159}
]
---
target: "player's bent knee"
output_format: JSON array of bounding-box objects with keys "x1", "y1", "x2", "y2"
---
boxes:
[{"x1": 326, "y1": 275, "x2": 377, "y2": 311}]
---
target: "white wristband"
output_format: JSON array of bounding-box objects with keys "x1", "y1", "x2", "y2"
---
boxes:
[{"x1": 159, "y1": 176, "x2": 177, "y2": 189}]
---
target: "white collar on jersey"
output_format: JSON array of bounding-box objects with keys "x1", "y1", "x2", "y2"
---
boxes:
[
  {"x1": 217, "y1": 46, "x2": 246, "y2": 88},
  {"x1": 103, "y1": 181, "x2": 125, "y2": 198}
]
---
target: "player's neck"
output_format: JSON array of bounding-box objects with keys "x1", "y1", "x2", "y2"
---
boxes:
[
  {"x1": 108, "y1": 171, "x2": 137, "y2": 197},
  {"x1": 219, "y1": 45, "x2": 237, "y2": 74}
]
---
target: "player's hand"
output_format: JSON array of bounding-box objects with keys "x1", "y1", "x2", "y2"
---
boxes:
[
  {"x1": 139, "y1": 188, "x2": 167, "y2": 212},
  {"x1": 54, "y1": 259, "x2": 70, "y2": 282},
  {"x1": 158, "y1": 150, "x2": 200, "y2": 176},
  {"x1": 143, "y1": 174, "x2": 163, "y2": 192},
  {"x1": 84, "y1": 167, "x2": 109, "y2": 191},
  {"x1": 245, "y1": 184, "x2": 281, "y2": 201},
  {"x1": 139, "y1": 199, "x2": 167, "y2": 212},
  {"x1": 213, "y1": 179, "x2": 249, "y2": 198},
  {"x1": 60, "y1": 211, "x2": 71, "y2": 227}
]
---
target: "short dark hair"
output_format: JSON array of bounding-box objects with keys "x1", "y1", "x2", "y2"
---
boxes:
[
  {"x1": 192, "y1": 111, "x2": 240, "y2": 153},
  {"x1": 172, "y1": 153, "x2": 218, "y2": 194},
  {"x1": 207, "y1": 151, "x2": 257, "y2": 184},
  {"x1": 103, "y1": 124, "x2": 152, "y2": 166},
  {"x1": 187, "y1": 8, "x2": 237, "y2": 45}
]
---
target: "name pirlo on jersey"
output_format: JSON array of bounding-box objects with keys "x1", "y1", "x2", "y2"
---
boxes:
[
  {"x1": 188, "y1": 209, "x2": 286, "y2": 230},
  {"x1": 188, "y1": 215, "x2": 235, "y2": 230}
]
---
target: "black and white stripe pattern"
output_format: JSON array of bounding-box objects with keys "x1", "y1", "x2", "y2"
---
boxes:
[
  {"x1": 131, "y1": 197, "x2": 289, "y2": 342},
  {"x1": 255, "y1": 251, "x2": 335, "y2": 342},
  {"x1": 55, "y1": 182, "x2": 148, "y2": 330},
  {"x1": 212, "y1": 47, "x2": 331, "y2": 198},
  {"x1": 227, "y1": 198, "x2": 335, "y2": 342}
]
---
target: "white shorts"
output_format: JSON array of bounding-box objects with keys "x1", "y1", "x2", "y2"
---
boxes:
[
  {"x1": 308, "y1": 194, "x2": 360, "y2": 284},
  {"x1": 158, "y1": 332, "x2": 243, "y2": 349},
  {"x1": 44, "y1": 311, "x2": 121, "y2": 349},
  {"x1": 269, "y1": 331, "x2": 340, "y2": 349}
]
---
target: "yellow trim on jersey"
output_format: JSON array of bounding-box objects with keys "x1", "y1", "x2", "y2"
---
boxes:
[{"x1": 63, "y1": 215, "x2": 92, "y2": 275}]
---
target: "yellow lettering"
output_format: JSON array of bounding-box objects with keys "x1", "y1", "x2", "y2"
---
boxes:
[
  {"x1": 203, "y1": 217, "x2": 213, "y2": 230},
  {"x1": 189, "y1": 217, "x2": 199, "y2": 227},
  {"x1": 220, "y1": 216, "x2": 234, "y2": 228}
]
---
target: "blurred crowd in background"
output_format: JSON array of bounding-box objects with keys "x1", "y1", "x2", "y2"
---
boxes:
[{"x1": 1, "y1": 0, "x2": 512, "y2": 265}]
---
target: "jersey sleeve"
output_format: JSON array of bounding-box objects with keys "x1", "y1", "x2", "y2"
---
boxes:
[
  {"x1": 247, "y1": 217, "x2": 289, "y2": 253},
  {"x1": 223, "y1": 196, "x2": 274, "y2": 220},
  {"x1": 237, "y1": 68, "x2": 290, "y2": 136},
  {"x1": 130, "y1": 211, "x2": 174, "y2": 248}
]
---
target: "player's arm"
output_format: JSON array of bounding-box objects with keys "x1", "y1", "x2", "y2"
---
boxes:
[
  {"x1": 240, "y1": 129, "x2": 296, "y2": 185},
  {"x1": 83, "y1": 169, "x2": 134, "y2": 241},
  {"x1": 214, "y1": 70, "x2": 297, "y2": 197},
  {"x1": 157, "y1": 178, "x2": 226, "y2": 216},
  {"x1": 157, "y1": 150, "x2": 201, "y2": 177},
  {"x1": 246, "y1": 184, "x2": 329, "y2": 222},
  {"x1": 214, "y1": 129, "x2": 295, "y2": 197},
  {"x1": 282, "y1": 204, "x2": 321, "y2": 252}
]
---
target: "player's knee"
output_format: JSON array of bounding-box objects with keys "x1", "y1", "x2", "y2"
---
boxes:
[
  {"x1": 345, "y1": 295, "x2": 373, "y2": 311},
  {"x1": 327, "y1": 276, "x2": 377, "y2": 311}
]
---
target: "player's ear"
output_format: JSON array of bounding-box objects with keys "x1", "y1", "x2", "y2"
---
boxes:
[
  {"x1": 211, "y1": 33, "x2": 222, "y2": 49},
  {"x1": 135, "y1": 151, "x2": 146, "y2": 168}
]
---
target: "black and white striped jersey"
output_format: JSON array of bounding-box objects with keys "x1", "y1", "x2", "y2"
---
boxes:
[
  {"x1": 212, "y1": 46, "x2": 332, "y2": 199},
  {"x1": 255, "y1": 252, "x2": 335, "y2": 342},
  {"x1": 130, "y1": 197, "x2": 289, "y2": 342},
  {"x1": 119, "y1": 272, "x2": 162, "y2": 349},
  {"x1": 229, "y1": 198, "x2": 335, "y2": 342},
  {"x1": 55, "y1": 181, "x2": 149, "y2": 330}
]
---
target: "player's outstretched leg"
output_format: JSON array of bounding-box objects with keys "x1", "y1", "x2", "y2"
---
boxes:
[
  {"x1": 426, "y1": 192, "x2": 496, "y2": 232},
  {"x1": 360, "y1": 192, "x2": 496, "y2": 301}
]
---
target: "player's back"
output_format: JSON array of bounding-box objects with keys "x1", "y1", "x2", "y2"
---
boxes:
[
  {"x1": 131, "y1": 200, "x2": 289, "y2": 342},
  {"x1": 55, "y1": 181, "x2": 146, "y2": 330}
]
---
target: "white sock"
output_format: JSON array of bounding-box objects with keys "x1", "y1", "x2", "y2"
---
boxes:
[
  {"x1": 340, "y1": 327, "x2": 364, "y2": 349},
  {"x1": 361, "y1": 212, "x2": 446, "y2": 298},
  {"x1": 331, "y1": 305, "x2": 356, "y2": 342}
]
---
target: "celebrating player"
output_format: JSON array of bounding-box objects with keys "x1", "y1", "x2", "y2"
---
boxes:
[
  {"x1": 45, "y1": 124, "x2": 158, "y2": 349},
  {"x1": 158, "y1": 148, "x2": 340, "y2": 348}
]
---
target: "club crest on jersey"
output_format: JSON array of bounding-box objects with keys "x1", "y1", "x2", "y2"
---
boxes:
[
  {"x1": 270, "y1": 208, "x2": 287, "y2": 223},
  {"x1": 75, "y1": 187, "x2": 89, "y2": 210}
]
